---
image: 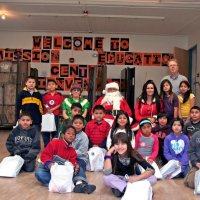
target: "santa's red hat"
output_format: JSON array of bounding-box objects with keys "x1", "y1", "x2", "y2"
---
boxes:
[{"x1": 103, "y1": 82, "x2": 119, "y2": 94}]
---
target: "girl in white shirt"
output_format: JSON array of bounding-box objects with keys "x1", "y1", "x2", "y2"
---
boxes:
[{"x1": 106, "y1": 110, "x2": 135, "y2": 149}]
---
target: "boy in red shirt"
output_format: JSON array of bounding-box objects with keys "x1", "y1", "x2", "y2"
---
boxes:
[
  {"x1": 35, "y1": 125, "x2": 96, "y2": 194},
  {"x1": 42, "y1": 79, "x2": 63, "y2": 147},
  {"x1": 85, "y1": 105, "x2": 110, "y2": 149}
]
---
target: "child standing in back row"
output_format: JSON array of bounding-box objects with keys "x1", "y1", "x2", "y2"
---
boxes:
[
  {"x1": 62, "y1": 83, "x2": 90, "y2": 119},
  {"x1": 160, "y1": 79, "x2": 179, "y2": 124},
  {"x1": 42, "y1": 79, "x2": 63, "y2": 147},
  {"x1": 178, "y1": 80, "x2": 195, "y2": 124},
  {"x1": 16, "y1": 76, "x2": 43, "y2": 131}
]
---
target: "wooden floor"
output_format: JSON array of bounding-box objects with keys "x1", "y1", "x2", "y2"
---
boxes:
[{"x1": 0, "y1": 130, "x2": 200, "y2": 200}]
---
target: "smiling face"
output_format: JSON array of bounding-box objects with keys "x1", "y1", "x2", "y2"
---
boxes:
[
  {"x1": 146, "y1": 84, "x2": 154, "y2": 97},
  {"x1": 114, "y1": 141, "x2": 128, "y2": 156},
  {"x1": 179, "y1": 82, "x2": 189, "y2": 94},
  {"x1": 117, "y1": 114, "x2": 128, "y2": 128}
]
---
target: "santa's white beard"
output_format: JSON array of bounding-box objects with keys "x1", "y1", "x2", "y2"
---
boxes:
[{"x1": 101, "y1": 91, "x2": 123, "y2": 110}]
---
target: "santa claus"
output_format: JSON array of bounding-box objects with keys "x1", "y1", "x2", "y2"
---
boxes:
[{"x1": 91, "y1": 82, "x2": 132, "y2": 126}]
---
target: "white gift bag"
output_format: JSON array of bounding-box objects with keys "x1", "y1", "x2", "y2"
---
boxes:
[
  {"x1": 41, "y1": 113, "x2": 56, "y2": 132},
  {"x1": 160, "y1": 160, "x2": 181, "y2": 179},
  {"x1": 0, "y1": 155, "x2": 24, "y2": 177},
  {"x1": 86, "y1": 147, "x2": 106, "y2": 171},
  {"x1": 122, "y1": 180, "x2": 153, "y2": 200},
  {"x1": 49, "y1": 161, "x2": 74, "y2": 193},
  {"x1": 194, "y1": 169, "x2": 200, "y2": 195},
  {"x1": 138, "y1": 161, "x2": 163, "y2": 179}
]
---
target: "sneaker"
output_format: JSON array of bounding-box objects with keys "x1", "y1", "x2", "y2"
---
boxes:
[
  {"x1": 74, "y1": 183, "x2": 96, "y2": 194},
  {"x1": 111, "y1": 188, "x2": 123, "y2": 197}
]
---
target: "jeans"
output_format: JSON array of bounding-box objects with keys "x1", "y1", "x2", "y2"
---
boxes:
[
  {"x1": 41, "y1": 115, "x2": 59, "y2": 147},
  {"x1": 35, "y1": 155, "x2": 87, "y2": 186},
  {"x1": 77, "y1": 158, "x2": 87, "y2": 171}
]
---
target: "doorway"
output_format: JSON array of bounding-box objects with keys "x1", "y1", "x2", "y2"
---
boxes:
[{"x1": 189, "y1": 45, "x2": 200, "y2": 106}]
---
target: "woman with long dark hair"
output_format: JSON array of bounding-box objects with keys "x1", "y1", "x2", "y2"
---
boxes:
[
  {"x1": 160, "y1": 79, "x2": 179, "y2": 124},
  {"x1": 132, "y1": 80, "x2": 163, "y2": 131}
]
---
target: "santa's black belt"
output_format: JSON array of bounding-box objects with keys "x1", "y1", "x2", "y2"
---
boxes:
[{"x1": 104, "y1": 110, "x2": 119, "y2": 116}]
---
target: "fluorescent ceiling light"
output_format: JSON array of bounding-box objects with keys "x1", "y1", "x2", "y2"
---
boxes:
[{"x1": 20, "y1": 12, "x2": 165, "y2": 20}]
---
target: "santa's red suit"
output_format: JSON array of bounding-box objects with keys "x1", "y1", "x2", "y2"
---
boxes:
[{"x1": 91, "y1": 96, "x2": 132, "y2": 126}]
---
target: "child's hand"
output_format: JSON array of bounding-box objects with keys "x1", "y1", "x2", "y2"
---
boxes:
[
  {"x1": 48, "y1": 163, "x2": 54, "y2": 169},
  {"x1": 149, "y1": 117, "x2": 155, "y2": 123},
  {"x1": 74, "y1": 164, "x2": 80, "y2": 175},
  {"x1": 107, "y1": 146, "x2": 116, "y2": 155},
  {"x1": 128, "y1": 176, "x2": 139, "y2": 183},
  {"x1": 48, "y1": 109, "x2": 53, "y2": 113},
  {"x1": 147, "y1": 158, "x2": 153, "y2": 164}
]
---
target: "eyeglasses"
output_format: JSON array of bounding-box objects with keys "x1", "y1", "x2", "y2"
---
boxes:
[{"x1": 169, "y1": 64, "x2": 177, "y2": 67}]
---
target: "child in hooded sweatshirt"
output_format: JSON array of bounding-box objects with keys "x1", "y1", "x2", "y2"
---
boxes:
[
  {"x1": 6, "y1": 112, "x2": 41, "y2": 172},
  {"x1": 164, "y1": 117, "x2": 189, "y2": 177},
  {"x1": 152, "y1": 112, "x2": 171, "y2": 164}
]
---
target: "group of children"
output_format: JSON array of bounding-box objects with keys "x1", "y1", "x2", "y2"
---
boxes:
[{"x1": 4, "y1": 75, "x2": 200, "y2": 197}]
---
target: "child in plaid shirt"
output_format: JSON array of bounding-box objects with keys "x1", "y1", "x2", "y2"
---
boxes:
[{"x1": 85, "y1": 105, "x2": 110, "y2": 149}]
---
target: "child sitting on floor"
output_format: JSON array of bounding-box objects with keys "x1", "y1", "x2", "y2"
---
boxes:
[
  {"x1": 135, "y1": 119, "x2": 159, "y2": 164},
  {"x1": 6, "y1": 112, "x2": 40, "y2": 172},
  {"x1": 35, "y1": 125, "x2": 96, "y2": 194},
  {"x1": 164, "y1": 117, "x2": 189, "y2": 177}
]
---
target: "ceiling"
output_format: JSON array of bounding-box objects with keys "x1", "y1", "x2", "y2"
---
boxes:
[{"x1": 0, "y1": 0, "x2": 200, "y2": 35}]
